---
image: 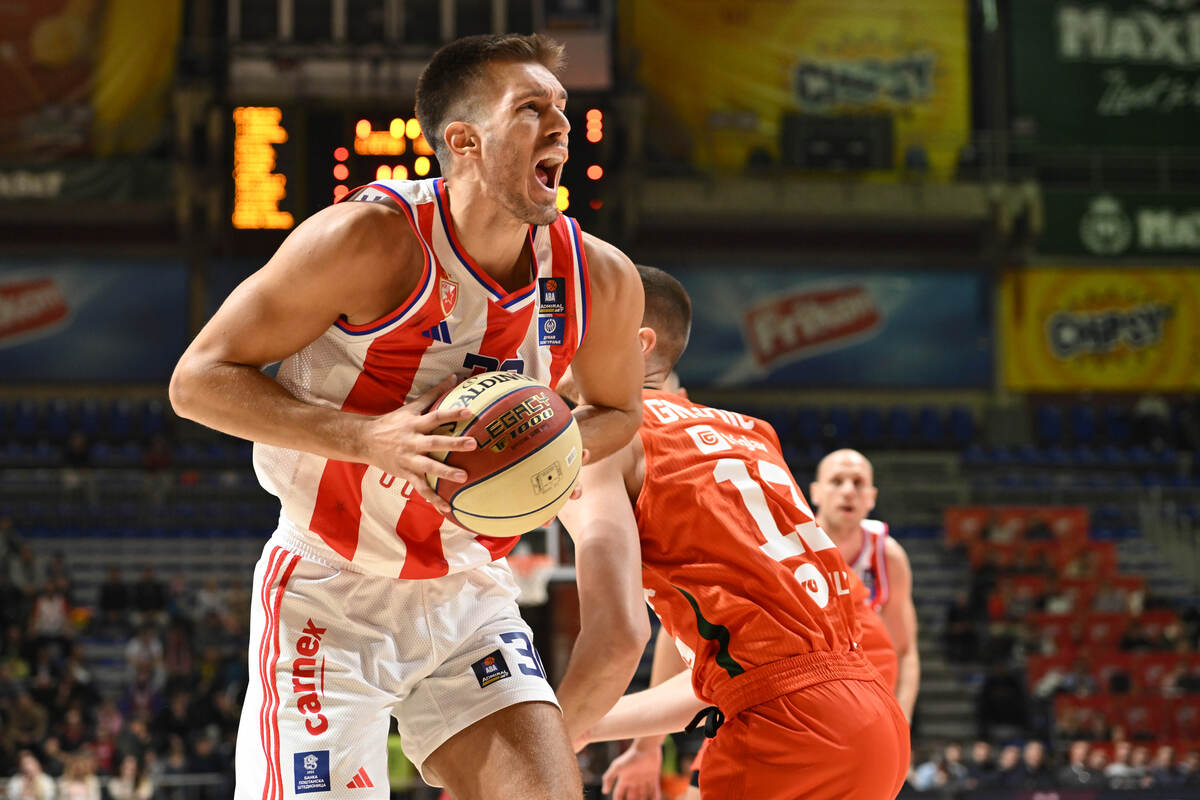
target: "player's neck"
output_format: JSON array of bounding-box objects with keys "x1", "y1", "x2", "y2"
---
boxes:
[
  {"x1": 443, "y1": 179, "x2": 533, "y2": 290},
  {"x1": 818, "y1": 515, "x2": 861, "y2": 554}
]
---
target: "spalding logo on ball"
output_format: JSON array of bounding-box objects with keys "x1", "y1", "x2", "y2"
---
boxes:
[{"x1": 427, "y1": 371, "x2": 581, "y2": 537}]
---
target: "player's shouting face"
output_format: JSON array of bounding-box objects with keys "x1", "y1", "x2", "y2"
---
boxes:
[{"x1": 470, "y1": 61, "x2": 569, "y2": 226}]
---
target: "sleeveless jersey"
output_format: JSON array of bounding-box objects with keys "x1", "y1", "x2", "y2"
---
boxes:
[
  {"x1": 252, "y1": 178, "x2": 590, "y2": 580},
  {"x1": 634, "y1": 389, "x2": 875, "y2": 717},
  {"x1": 847, "y1": 519, "x2": 891, "y2": 612},
  {"x1": 849, "y1": 568, "x2": 899, "y2": 689}
]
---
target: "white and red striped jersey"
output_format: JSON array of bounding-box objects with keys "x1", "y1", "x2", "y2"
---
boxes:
[
  {"x1": 252, "y1": 177, "x2": 590, "y2": 580},
  {"x1": 847, "y1": 519, "x2": 891, "y2": 612}
]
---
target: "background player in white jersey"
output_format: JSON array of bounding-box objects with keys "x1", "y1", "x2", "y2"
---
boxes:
[
  {"x1": 170, "y1": 34, "x2": 646, "y2": 800},
  {"x1": 810, "y1": 449, "x2": 920, "y2": 723}
]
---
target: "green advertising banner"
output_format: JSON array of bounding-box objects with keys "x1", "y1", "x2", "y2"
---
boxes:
[
  {"x1": 1011, "y1": 1, "x2": 1200, "y2": 147},
  {"x1": 1041, "y1": 189, "x2": 1200, "y2": 257}
]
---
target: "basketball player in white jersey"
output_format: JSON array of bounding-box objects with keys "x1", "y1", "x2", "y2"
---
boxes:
[
  {"x1": 170, "y1": 34, "x2": 647, "y2": 800},
  {"x1": 810, "y1": 449, "x2": 919, "y2": 723}
]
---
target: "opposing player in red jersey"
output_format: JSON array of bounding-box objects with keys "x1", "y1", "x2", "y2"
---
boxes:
[
  {"x1": 558, "y1": 266, "x2": 909, "y2": 800},
  {"x1": 810, "y1": 449, "x2": 920, "y2": 722},
  {"x1": 170, "y1": 34, "x2": 645, "y2": 800}
]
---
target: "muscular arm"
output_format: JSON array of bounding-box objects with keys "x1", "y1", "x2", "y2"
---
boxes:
[
  {"x1": 569, "y1": 235, "x2": 644, "y2": 462},
  {"x1": 169, "y1": 202, "x2": 475, "y2": 513},
  {"x1": 881, "y1": 537, "x2": 920, "y2": 722},
  {"x1": 556, "y1": 443, "x2": 650, "y2": 748}
]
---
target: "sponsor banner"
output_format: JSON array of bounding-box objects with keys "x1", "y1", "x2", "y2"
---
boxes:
[
  {"x1": 0, "y1": 258, "x2": 187, "y2": 381},
  {"x1": 1011, "y1": 0, "x2": 1200, "y2": 147},
  {"x1": 0, "y1": 159, "x2": 170, "y2": 203},
  {"x1": 0, "y1": 0, "x2": 183, "y2": 159},
  {"x1": 1000, "y1": 268, "x2": 1200, "y2": 391},
  {"x1": 1042, "y1": 189, "x2": 1200, "y2": 257},
  {"x1": 670, "y1": 267, "x2": 991, "y2": 388},
  {"x1": 621, "y1": 0, "x2": 970, "y2": 178}
]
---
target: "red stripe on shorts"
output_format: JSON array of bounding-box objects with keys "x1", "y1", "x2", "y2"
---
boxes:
[{"x1": 257, "y1": 547, "x2": 285, "y2": 800}]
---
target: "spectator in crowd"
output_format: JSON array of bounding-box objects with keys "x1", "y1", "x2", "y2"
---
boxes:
[
  {"x1": 61, "y1": 430, "x2": 97, "y2": 508},
  {"x1": 8, "y1": 547, "x2": 44, "y2": 622},
  {"x1": 8, "y1": 693, "x2": 47, "y2": 754},
  {"x1": 964, "y1": 740, "x2": 995, "y2": 791},
  {"x1": 1085, "y1": 748, "x2": 1109, "y2": 779},
  {"x1": 1057, "y1": 740, "x2": 1104, "y2": 787},
  {"x1": 0, "y1": 517, "x2": 20, "y2": 560},
  {"x1": 6, "y1": 750, "x2": 55, "y2": 800},
  {"x1": 105, "y1": 755, "x2": 153, "y2": 800},
  {"x1": 191, "y1": 578, "x2": 226, "y2": 624},
  {"x1": 939, "y1": 743, "x2": 969, "y2": 792},
  {"x1": 1150, "y1": 744, "x2": 1181, "y2": 787},
  {"x1": 1128, "y1": 745, "x2": 1153, "y2": 789},
  {"x1": 27, "y1": 582, "x2": 71, "y2": 659},
  {"x1": 123, "y1": 626, "x2": 164, "y2": 692},
  {"x1": 96, "y1": 568, "x2": 129, "y2": 633},
  {"x1": 35, "y1": 740, "x2": 63, "y2": 782},
  {"x1": 991, "y1": 744, "x2": 1024, "y2": 789},
  {"x1": 54, "y1": 754, "x2": 99, "y2": 800},
  {"x1": 977, "y1": 664, "x2": 1029, "y2": 740},
  {"x1": 1105, "y1": 740, "x2": 1137, "y2": 789},
  {"x1": 1179, "y1": 749, "x2": 1200, "y2": 786},
  {"x1": 130, "y1": 568, "x2": 167, "y2": 628},
  {"x1": 909, "y1": 748, "x2": 949, "y2": 793},
  {"x1": 1019, "y1": 740, "x2": 1054, "y2": 789},
  {"x1": 943, "y1": 591, "x2": 978, "y2": 663}
]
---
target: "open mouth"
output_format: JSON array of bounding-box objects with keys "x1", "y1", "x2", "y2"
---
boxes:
[{"x1": 534, "y1": 152, "x2": 565, "y2": 194}]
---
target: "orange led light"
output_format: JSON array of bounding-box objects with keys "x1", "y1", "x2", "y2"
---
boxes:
[
  {"x1": 355, "y1": 119, "x2": 371, "y2": 139},
  {"x1": 586, "y1": 165, "x2": 603, "y2": 180},
  {"x1": 333, "y1": 164, "x2": 349, "y2": 181},
  {"x1": 334, "y1": 146, "x2": 349, "y2": 161},
  {"x1": 376, "y1": 165, "x2": 392, "y2": 180}
]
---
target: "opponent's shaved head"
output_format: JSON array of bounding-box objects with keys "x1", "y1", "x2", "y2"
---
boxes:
[{"x1": 815, "y1": 449, "x2": 875, "y2": 485}]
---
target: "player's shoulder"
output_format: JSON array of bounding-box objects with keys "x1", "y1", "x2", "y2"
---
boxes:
[
  {"x1": 579, "y1": 230, "x2": 635, "y2": 278},
  {"x1": 304, "y1": 196, "x2": 415, "y2": 248},
  {"x1": 880, "y1": 532, "x2": 911, "y2": 567}
]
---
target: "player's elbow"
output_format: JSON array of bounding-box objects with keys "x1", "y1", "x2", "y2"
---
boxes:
[
  {"x1": 610, "y1": 608, "x2": 651, "y2": 660},
  {"x1": 168, "y1": 356, "x2": 204, "y2": 422}
]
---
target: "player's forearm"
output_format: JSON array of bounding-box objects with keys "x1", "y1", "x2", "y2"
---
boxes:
[
  {"x1": 895, "y1": 648, "x2": 920, "y2": 722},
  {"x1": 557, "y1": 622, "x2": 647, "y2": 745},
  {"x1": 170, "y1": 361, "x2": 370, "y2": 462},
  {"x1": 573, "y1": 401, "x2": 642, "y2": 463},
  {"x1": 585, "y1": 671, "x2": 706, "y2": 743},
  {"x1": 632, "y1": 629, "x2": 691, "y2": 751}
]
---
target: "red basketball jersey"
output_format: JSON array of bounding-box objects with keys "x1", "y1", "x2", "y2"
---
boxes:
[{"x1": 634, "y1": 390, "x2": 874, "y2": 716}]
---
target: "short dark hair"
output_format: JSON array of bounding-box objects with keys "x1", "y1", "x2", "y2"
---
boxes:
[
  {"x1": 415, "y1": 33, "x2": 566, "y2": 169},
  {"x1": 638, "y1": 265, "x2": 692, "y2": 368}
]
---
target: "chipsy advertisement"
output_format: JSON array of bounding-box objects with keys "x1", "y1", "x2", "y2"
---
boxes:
[
  {"x1": 0, "y1": 259, "x2": 187, "y2": 381},
  {"x1": 621, "y1": 0, "x2": 970, "y2": 178},
  {"x1": 672, "y1": 268, "x2": 991, "y2": 388},
  {"x1": 1001, "y1": 268, "x2": 1200, "y2": 391}
]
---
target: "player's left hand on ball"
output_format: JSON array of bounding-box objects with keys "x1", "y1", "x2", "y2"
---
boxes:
[
  {"x1": 602, "y1": 743, "x2": 662, "y2": 800},
  {"x1": 361, "y1": 376, "x2": 476, "y2": 516}
]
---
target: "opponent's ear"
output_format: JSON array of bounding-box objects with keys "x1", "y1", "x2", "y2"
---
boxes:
[{"x1": 637, "y1": 326, "x2": 657, "y2": 357}]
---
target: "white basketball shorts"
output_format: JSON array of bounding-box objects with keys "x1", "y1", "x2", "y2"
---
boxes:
[{"x1": 234, "y1": 528, "x2": 559, "y2": 798}]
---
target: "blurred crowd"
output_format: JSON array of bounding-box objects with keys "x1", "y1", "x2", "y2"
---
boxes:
[
  {"x1": 907, "y1": 738, "x2": 1200, "y2": 796},
  {"x1": 1, "y1": 517, "x2": 247, "y2": 799}
]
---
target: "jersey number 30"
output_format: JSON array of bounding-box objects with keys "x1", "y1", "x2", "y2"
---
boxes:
[{"x1": 714, "y1": 458, "x2": 839, "y2": 608}]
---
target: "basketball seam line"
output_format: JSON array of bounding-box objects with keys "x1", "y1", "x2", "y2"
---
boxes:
[{"x1": 447, "y1": 421, "x2": 579, "y2": 520}]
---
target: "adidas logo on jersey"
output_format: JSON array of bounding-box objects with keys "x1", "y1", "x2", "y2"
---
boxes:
[
  {"x1": 346, "y1": 767, "x2": 374, "y2": 789},
  {"x1": 421, "y1": 320, "x2": 452, "y2": 343}
]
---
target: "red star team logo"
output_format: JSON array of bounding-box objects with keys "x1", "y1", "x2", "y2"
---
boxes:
[{"x1": 439, "y1": 277, "x2": 458, "y2": 317}]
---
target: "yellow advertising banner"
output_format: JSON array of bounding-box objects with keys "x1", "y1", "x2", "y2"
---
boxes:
[
  {"x1": 620, "y1": 0, "x2": 970, "y2": 178},
  {"x1": 1001, "y1": 269, "x2": 1200, "y2": 391}
]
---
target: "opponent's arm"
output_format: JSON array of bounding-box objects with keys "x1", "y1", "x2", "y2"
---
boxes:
[
  {"x1": 556, "y1": 444, "x2": 650, "y2": 749},
  {"x1": 169, "y1": 203, "x2": 475, "y2": 513},
  {"x1": 569, "y1": 236, "x2": 644, "y2": 462},
  {"x1": 601, "y1": 629, "x2": 692, "y2": 800},
  {"x1": 880, "y1": 537, "x2": 920, "y2": 722},
  {"x1": 583, "y1": 670, "x2": 706, "y2": 744}
]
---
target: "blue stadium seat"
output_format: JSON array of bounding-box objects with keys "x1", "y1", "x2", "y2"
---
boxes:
[
  {"x1": 108, "y1": 399, "x2": 134, "y2": 440},
  {"x1": 1070, "y1": 404, "x2": 1096, "y2": 445},
  {"x1": 11, "y1": 400, "x2": 38, "y2": 441},
  {"x1": 948, "y1": 406, "x2": 974, "y2": 447},
  {"x1": 857, "y1": 408, "x2": 884, "y2": 448},
  {"x1": 1034, "y1": 406, "x2": 1062, "y2": 447},
  {"x1": 917, "y1": 406, "x2": 943, "y2": 447},
  {"x1": 45, "y1": 399, "x2": 72, "y2": 441},
  {"x1": 795, "y1": 408, "x2": 822, "y2": 444},
  {"x1": 78, "y1": 399, "x2": 103, "y2": 437},
  {"x1": 826, "y1": 407, "x2": 852, "y2": 446},
  {"x1": 887, "y1": 407, "x2": 913, "y2": 447},
  {"x1": 1104, "y1": 404, "x2": 1132, "y2": 446}
]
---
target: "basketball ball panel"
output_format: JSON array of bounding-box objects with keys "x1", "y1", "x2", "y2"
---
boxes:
[{"x1": 449, "y1": 421, "x2": 581, "y2": 518}]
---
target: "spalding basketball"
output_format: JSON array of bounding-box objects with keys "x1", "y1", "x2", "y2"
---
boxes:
[{"x1": 427, "y1": 371, "x2": 582, "y2": 536}]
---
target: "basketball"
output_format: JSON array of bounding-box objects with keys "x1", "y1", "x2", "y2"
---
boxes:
[{"x1": 426, "y1": 371, "x2": 582, "y2": 536}]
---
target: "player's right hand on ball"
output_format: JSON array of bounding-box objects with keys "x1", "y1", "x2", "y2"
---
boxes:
[
  {"x1": 601, "y1": 743, "x2": 662, "y2": 800},
  {"x1": 362, "y1": 376, "x2": 477, "y2": 516}
]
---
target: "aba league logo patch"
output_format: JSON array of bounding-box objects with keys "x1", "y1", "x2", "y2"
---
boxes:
[{"x1": 439, "y1": 277, "x2": 458, "y2": 317}]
